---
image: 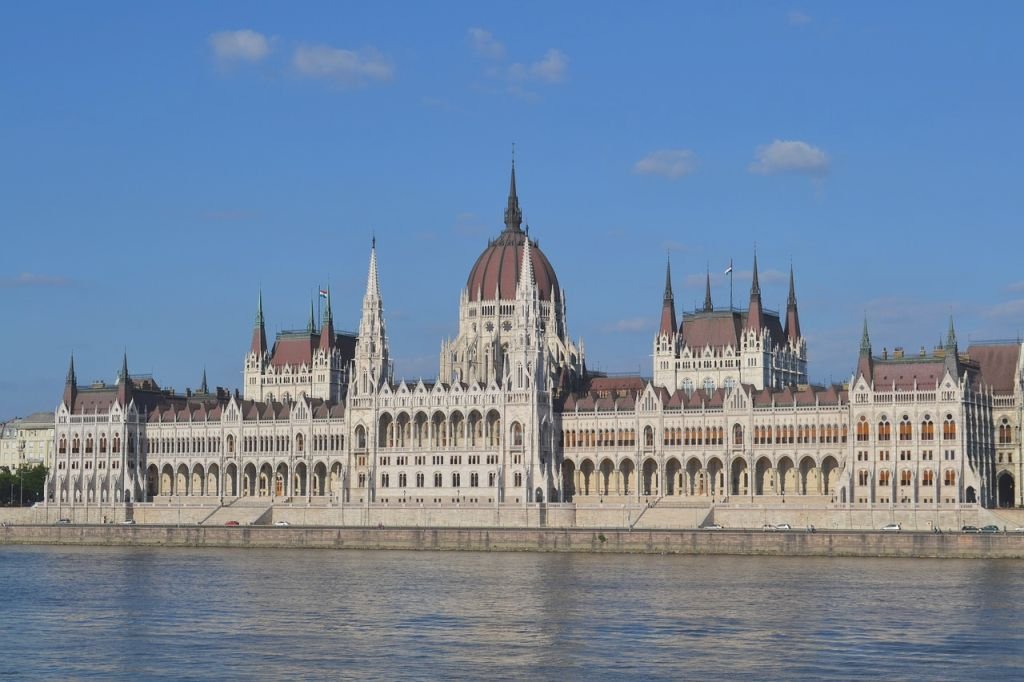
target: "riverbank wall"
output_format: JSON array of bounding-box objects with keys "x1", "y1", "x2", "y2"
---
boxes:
[{"x1": 3, "y1": 525, "x2": 1024, "y2": 558}]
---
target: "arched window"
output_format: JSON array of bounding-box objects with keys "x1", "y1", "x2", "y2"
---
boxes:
[
  {"x1": 72, "y1": 436, "x2": 80, "y2": 454},
  {"x1": 999, "y1": 419, "x2": 1012, "y2": 444},
  {"x1": 879, "y1": 470, "x2": 891, "y2": 486},
  {"x1": 644, "y1": 426, "x2": 654, "y2": 447},
  {"x1": 227, "y1": 435, "x2": 235, "y2": 454},
  {"x1": 943, "y1": 416, "x2": 957, "y2": 440},
  {"x1": 922, "y1": 470, "x2": 934, "y2": 486},
  {"x1": 900, "y1": 470, "x2": 912, "y2": 486},
  {"x1": 85, "y1": 435, "x2": 93, "y2": 454},
  {"x1": 899, "y1": 417, "x2": 912, "y2": 441},
  {"x1": 511, "y1": 422, "x2": 523, "y2": 448},
  {"x1": 296, "y1": 434, "x2": 304, "y2": 452},
  {"x1": 355, "y1": 425, "x2": 367, "y2": 450},
  {"x1": 944, "y1": 469, "x2": 956, "y2": 486},
  {"x1": 59, "y1": 437, "x2": 67, "y2": 454},
  {"x1": 856, "y1": 417, "x2": 869, "y2": 442},
  {"x1": 732, "y1": 423, "x2": 743, "y2": 446},
  {"x1": 877, "y1": 417, "x2": 891, "y2": 441},
  {"x1": 682, "y1": 378, "x2": 694, "y2": 396},
  {"x1": 703, "y1": 377, "x2": 715, "y2": 393}
]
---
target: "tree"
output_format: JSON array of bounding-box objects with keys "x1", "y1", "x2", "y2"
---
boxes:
[{"x1": 0, "y1": 464, "x2": 48, "y2": 506}]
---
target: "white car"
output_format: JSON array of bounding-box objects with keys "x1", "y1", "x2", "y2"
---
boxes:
[
  {"x1": 774, "y1": 523, "x2": 793, "y2": 531},
  {"x1": 881, "y1": 523, "x2": 901, "y2": 532},
  {"x1": 273, "y1": 520, "x2": 290, "y2": 527},
  {"x1": 700, "y1": 523, "x2": 724, "y2": 530}
]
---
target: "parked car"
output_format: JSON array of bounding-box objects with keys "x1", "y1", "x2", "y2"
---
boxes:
[
  {"x1": 54, "y1": 518, "x2": 71, "y2": 525},
  {"x1": 980, "y1": 525, "x2": 1000, "y2": 533},
  {"x1": 961, "y1": 525, "x2": 980, "y2": 533},
  {"x1": 120, "y1": 519, "x2": 136, "y2": 525},
  {"x1": 880, "y1": 523, "x2": 901, "y2": 532},
  {"x1": 273, "y1": 520, "x2": 291, "y2": 527},
  {"x1": 699, "y1": 523, "x2": 723, "y2": 530},
  {"x1": 224, "y1": 520, "x2": 240, "y2": 527},
  {"x1": 774, "y1": 523, "x2": 793, "y2": 530},
  {"x1": 1013, "y1": 527, "x2": 1024, "y2": 533}
]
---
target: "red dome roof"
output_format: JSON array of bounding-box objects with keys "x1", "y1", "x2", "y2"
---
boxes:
[{"x1": 467, "y1": 229, "x2": 559, "y2": 301}]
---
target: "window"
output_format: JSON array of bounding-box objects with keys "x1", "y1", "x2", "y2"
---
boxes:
[
  {"x1": 381, "y1": 473, "x2": 390, "y2": 488},
  {"x1": 416, "y1": 473, "x2": 425, "y2": 487},
  {"x1": 999, "y1": 419, "x2": 1012, "y2": 444},
  {"x1": 900, "y1": 470, "x2": 911, "y2": 486},
  {"x1": 433, "y1": 472, "x2": 442, "y2": 487},
  {"x1": 877, "y1": 417, "x2": 891, "y2": 442},
  {"x1": 398, "y1": 473, "x2": 407, "y2": 488},
  {"x1": 511, "y1": 422, "x2": 523, "y2": 448},
  {"x1": 943, "y1": 416, "x2": 956, "y2": 440},
  {"x1": 470, "y1": 473, "x2": 479, "y2": 487},
  {"x1": 921, "y1": 417, "x2": 935, "y2": 441},
  {"x1": 899, "y1": 417, "x2": 912, "y2": 441},
  {"x1": 856, "y1": 417, "x2": 869, "y2": 442},
  {"x1": 922, "y1": 470, "x2": 934, "y2": 486},
  {"x1": 858, "y1": 470, "x2": 869, "y2": 486},
  {"x1": 514, "y1": 472, "x2": 523, "y2": 487},
  {"x1": 355, "y1": 425, "x2": 367, "y2": 449},
  {"x1": 452, "y1": 472, "x2": 461, "y2": 487},
  {"x1": 944, "y1": 470, "x2": 956, "y2": 486},
  {"x1": 879, "y1": 470, "x2": 891, "y2": 486}
]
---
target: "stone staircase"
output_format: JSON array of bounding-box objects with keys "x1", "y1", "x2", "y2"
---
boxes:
[{"x1": 200, "y1": 498, "x2": 274, "y2": 526}]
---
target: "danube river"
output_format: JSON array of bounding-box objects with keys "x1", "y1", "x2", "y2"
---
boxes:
[{"x1": 2, "y1": 546, "x2": 1022, "y2": 679}]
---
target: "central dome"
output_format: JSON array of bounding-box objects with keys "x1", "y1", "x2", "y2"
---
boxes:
[{"x1": 466, "y1": 164, "x2": 560, "y2": 302}]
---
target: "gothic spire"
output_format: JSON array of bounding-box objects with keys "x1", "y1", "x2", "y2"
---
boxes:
[
  {"x1": 63, "y1": 353, "x2": 77, "y2": 408},
  {"x1": 366, "y1": 238, "x2": 381, "y2": 302},
  {"x1": 860, "y1": 316, "x2": 872, "y2": 356},
  {"x1": 945, "y1": 314, "x2": 958, "y2": 351},
  {"x1": 746, "y1": 251, "x2": 764, "y2": 331},
  {"x1": 750, "y1": 250, "x2": 761, "y2": 298},
  {"x1": 117, "y1": 351, "x2": 132, "y2": 405},
  {"x1": 703, "y1": 267, "x2": 713, "y2": 313},
  {"x1": 319, "y1": 286, "x2": 335, "y2": 352},
  {"x1": 785, "y1": 264, "x2": 801, "y2": 342},
  {"x1": 199, "y1": 368, "x2": 208, "y2": 394},
  {"x1": 65, "y1": 353, "x2": 76, "y2": 385},
  {"x1": 307, "y1": 298, "x2": 316, "y2": 333},
  {"x1": 659, "y1": 257, "x2": 677, "y2": 337},
  {"x1": 503, "y1": 156, "x2": 523, "y2": 233},
  {"x1": 119, "y1": 351, "x2": 129, "y2": 383},
  {"x1": 251, "y1": 290, "x2": 268, "y2": 355}
]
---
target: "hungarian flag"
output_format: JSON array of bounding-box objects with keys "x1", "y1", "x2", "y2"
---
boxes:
[
  {"x1": 724, "y1": 259, "x2": 733, "y2": 275},
  {"x1": 319, "y1": 289, "x2": 329, "y2": 299}
]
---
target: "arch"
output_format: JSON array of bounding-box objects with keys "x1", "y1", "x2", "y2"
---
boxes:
[
  {"x1": 378, "y1": 413, "x2": 394, "y2": 448},
  {"x1": 224, "y1": 462, "x2": 238, "y2": 497},
  {"x1": 226, "y1": 434, "x2": 235, "y2": 454},
  {"x1": 242, "y1": 462, "x2": 257, "y2": 497},
  {"x1": 731, "y1": 457, "x2": 749, "y2": 495},
  {"x1": 665, "y1": 457, "x2": 682, "y2": 496},
  {"x1": 510, "y1": 421, "x2": 524, "y2": 448},
  {"x1": 330, "y1": 462, "x2": 343, "y2": 499},
  {"x1": 449, "y1": 411, "x2": 465, "y2": 447},
  {"x1": 755, "y1": 456, "x2": 774, "y2": 495},
  {"x1": 685, "y1": 457, "x2": 703, "y2": 496},
  {"x1": 207, "y1": 463, "x2": 220, "y2": 497},
  {"x1": 395, "y1": 412, "x2": 412, "y2": 448},
  {"x1": 275, "y1": 462, "x2": 289, "y2": 497},
  {"x1": 175, "y1": 463, "x2": 189, "y2": 496},
  {"x1": 643, "y1": 425, "x2": 655, "y2": 448},
  {"x1": 965, "y1": 486, "x2": 977, "y2": 504},
  {"x1": 294, "y1": 461, "x2": 308, "y2": 497},
  {"x1": 191, "y1": 463, "x2": 206, "y2": 496},
  {"x1": 798, "y1": 456, "x2": 819, "y2": 495},
  {"x1": 431, "y1": 411, "x2": 448, "y2": 447},
  {"x1": 312, "y1": 462, "x2": 327, "y2": 496},
  {"x1": 641, "y1": 458, "x2": 658, "y2": 496},
  {"x1": 706, "y1": 457, "x2": 724, "y2": 497},
  {"x1": 619, "y1": 459, "x2": 635, "y2": 496},
  {"x1": 998, "y1": 472, "x2": 1015, "y2": 508},
  {"x1": 146, "y1": 464, "x2": 159, "y2": 498},
  {"x1": 466, "y1": 410, "x2": 483, "y2": 447},
  {"x1": 354, "y1": 424, "x2": 367, "y2": 450},
  {"x1": 562, "y1": 459, "x2": 577, "y2": 502},
  {"x1": 777, "y1": 456, "x2": 795, "y2": 495},
  {"x1": 821, "y1": 456, "x2": 840, "y2": 496},
  {"x1": 598, "y1": 458, "x2": 615, "y2": 496},
  {"x1": 414, "y1": 412, "x2": 429, "y2": 447},
  {"x1": 732, "y1": 423, "x2": 744, "y2": 446},
  {"x1": 485, "y1": 410, "x2": 502, "y2": 447},
  {"x1": 579, "y1": 458, "x2": 595, "y2": 496}
]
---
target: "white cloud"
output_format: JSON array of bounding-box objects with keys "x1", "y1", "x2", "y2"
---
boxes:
[
  {"x1": 633, "y1": 149, "x2": 698, "y2": 179},
  {"x1": 749, "y1": 139, "x2": 830, "y2": 177},
  {"x1": 529, "y1": 49, "x2": 568, "y2": 83},
  {"x1": 602, "y1": 317, "x2": 654, "y2": 333},
  {"x1": 1, "y1": 273, "x2": 72, "y2": 288},
  {"x1": 468, "y1": 27, "x2": 505, "y2": 60},
  {"x1": 787, "y1": 10, "x2": 812, "y2": 26},
  {"x1": 209, "y1": 29, "x2": 270, "y2": 63},
  {"x1": 292, "y1": 44, "x2": 393, "y2": 87},
  {"x1": 983, "y1": 300, "x2": 1024, "y2": 319}
]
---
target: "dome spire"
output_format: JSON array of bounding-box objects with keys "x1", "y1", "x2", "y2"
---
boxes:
[{"x1": 504, "y1": 149, "x2": 523, "y2": 233}]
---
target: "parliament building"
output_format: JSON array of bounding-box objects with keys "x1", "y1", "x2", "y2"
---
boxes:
[{"x1": 46, "y1": 164, "x2": 1024, "y2": 524}]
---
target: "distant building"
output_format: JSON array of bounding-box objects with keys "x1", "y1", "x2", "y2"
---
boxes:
[
  {"x1": 1, "y1": 412, "x2": 55, "y2": 471},
  {"x1": 45, "y1": 163, "x2": 1024, "y2": 514}
]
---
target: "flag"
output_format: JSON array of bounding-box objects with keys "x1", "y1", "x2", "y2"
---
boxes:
[
  {"x1": 319, "y1": 289, "x2": 329, "y2": 299},
  {"x1": 724, "y1": 260, "x2": 733, "y2": 275}
]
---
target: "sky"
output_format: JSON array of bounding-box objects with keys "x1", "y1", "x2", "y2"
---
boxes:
[{"x1": 2, "y1": 2, "x2": 1023, "y2": 419}]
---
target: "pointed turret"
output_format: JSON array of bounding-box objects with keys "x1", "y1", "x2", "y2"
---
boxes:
[
  {"x1": 516, "y1": 233, "x2": 538, "y2": 303},
  {"x1": 659, "y1": 258, "x2": 677, "y2": 336},
  {"x1": 307, "y1": 299, "x2": 316, "y2": 333},
  {"x1": 785, "y1": 264, "x2": 801, "y2": 342},
  {"x1": 117, "y1": 352, "x2": 132, "y2": 405},
  {"x1": 857, "y1": 316, "x2": 873, "y2": 381},
  {"x1": 319, "y1": 287, "x2": 335, "y2": 352},
  {"x1": 943, "y1": 315, "x2": 960, "y2": 377},
  {"x1": 703, "y1": 268, "x2": 713, "y2": 313},
  {"x1": 367, "y1": 237, "x2": 381, "y2": 301},
  {"x1": 745, "y1": 252, "x2": 764, "y2": 332},
  {"x1": 250, "y1": 290, "x2": 268, "y2": 356},
  {"x1": 353, "y1": 239, "x2": 390, "y2": 393},
  {"x1": 945, "y1": 314, "x2": 958, "y2": 352},
  {"x1": 503, "y1": 158, "x2": 523, "y2": 233},
  {"x1": 62, "y1": 354, "x2": 77, "y2": 408},
  {"x1": 199, "y1": 368, "x2": 208, "y2": 395}
]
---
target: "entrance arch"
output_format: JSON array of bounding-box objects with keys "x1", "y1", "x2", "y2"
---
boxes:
[
  {"x1": 965, "y1": 486, "x2": 977, "y2": 504},
  {"x1": 562, "y1": 460, "x2": 577, "y2": 502},
  {"x1": 998, "y1": 473, "x2": 1015, "y2": 508}
]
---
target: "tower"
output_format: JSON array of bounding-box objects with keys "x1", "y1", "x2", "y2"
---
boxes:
[
  {"x1": 653, "y1": 258, "x2": 678, "y2": 388},
  {"x1": 243, "y1": 291, "x2": 268, "y2": 401},
  {"x1": 351, "y1": 239, "x2": 391, "y2": 396}
]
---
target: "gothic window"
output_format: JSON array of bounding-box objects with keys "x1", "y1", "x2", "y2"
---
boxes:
[
  {"x1": 511, "y1": 422, "x2": 523, "y2": 448},
  {"x1": 72, "y1": 436, "x2": 80, "y2": 454},
  {"x1": 856, "y1": 417, "x2": 869, "y2": 442},
  {"x1": 944, "y1": 469, "x2": 956, "y2": 486},
  {"x1": 433, "y1": 472, "x2": 442, "y2": 487},
  {"x1": 644, "y1": 426, "x2": 654, "y2": 448},
  {"x1": 943, "y1": 415, "x2": 957, "y2": 440},
  {"x1": 703, "y1": 377, "x2": 715, "y2": 393},
  {"x1": 452, "y1": 472, "x2": 461, "y2": 488},
  {"x1": 355, "y1": 425, "x2": 367, "y2": 450},
  {"x1": 514, "y1": 472, "x2": 523, "y2": 487},
  {"x1": 899, "y1": 417, "x2": 912, "y2": 441},
  {"x1": 858, "y1": 470, "x2": 869, "y2": 486},
  {"x1": 381, "y1": 473, "x2": 390, "y2": 488},
  {"x1": 999, "y1": 419, "x2": 1012, "y2": 444},
  {"x1": 99, "y1": 435, "x2": 107, "y2": 454},
  {"x1": 879, "y1": 470, "x2": 891, "y2": 486},
  {"x1": 877, "y1": 417, "x2": 891, "y2": 441},
  {"x1": 732, "y1": 424, "x2": 743, "y2": 446},
  {"x1": 922, "y1": 470, "x2": 934, "y2": 486},
  {"x1": 416, "y1": 473, "x2": 424, "y2": 488},
  {"x1": 900, "y1": 470, "x2": 912, "y2": 486},
  {"x1": 398, "y1": 473, "x2": 407, "y2": 488},
  {"x1": 85, "y1": 435, "x2": 93, "y2": 454},
  {"x1": 921, "y1": 416, "x2": 935, "y2": 441}
]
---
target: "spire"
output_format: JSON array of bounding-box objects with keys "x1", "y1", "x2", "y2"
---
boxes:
[
  {"x1": 307, "y1": 299, "x2": 316, "y2": 333},
  {"x1": 250, "y1": 290, "x2": 268, "y2": 355},
  {"x1": 503, "y1": 155, "x2": 523, "y2": 233},
  {"x1": 785, "y1": 264, "x2": 801, "y2": 342},
  {"x1": 366, "y1": 238, "x2": 381, "y2": 302},
  {"x1": 860, "y1": 316, "x2": 872, "y2": 356},
  {"x1": 659, "y1": 257, "x2": 677, "y2": 337},
  {"x1": 945, "y1": 314, "x2": 958, "y2": 351},
  {"x1": 517, "y1": 233, "x2": 536, "y2": 295},
  {"x1": 119, "y1": 352, "x2": 129, "y2": 383},
  {"x1": 63, "y1": 353, "x2": 77, "y2": 408},
  {"x1": 703, "y1": 268, "x2": 713, "y2": 313},
  {"x1": 319, "y1": 287, "x2": 335, "y2": 352},
  {"x1": 199, "y1": 368, "x2": 208, "y2": 394},
  {"x1": 745, "y1": 251, "x2": 764, "y2": 332}
]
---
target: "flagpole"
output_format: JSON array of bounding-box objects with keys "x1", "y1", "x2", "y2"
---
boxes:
[
  {"x1": 317, "y1": 284, "x2": 321, "y2": 327},
  {"x1": 729, "y1": 259, "x2": 734, "y2": 310}
]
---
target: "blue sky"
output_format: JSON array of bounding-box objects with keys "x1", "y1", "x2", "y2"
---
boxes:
[{"x1": 2, "y1": 2, "x2": 1023, "y2": 418}]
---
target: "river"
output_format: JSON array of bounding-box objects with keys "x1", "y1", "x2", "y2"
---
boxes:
[{"x1": 1, "y1": 546, "x2": 1021, "y2": 679}]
